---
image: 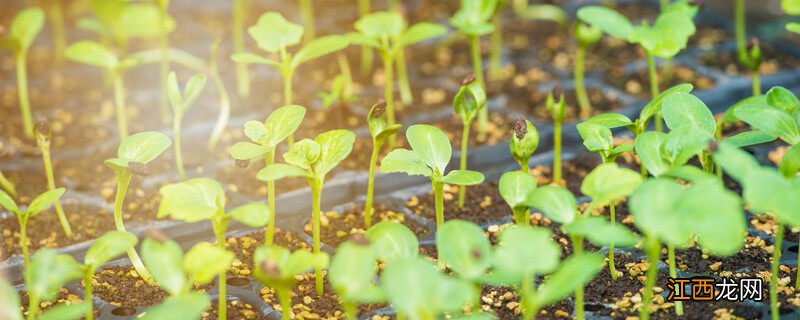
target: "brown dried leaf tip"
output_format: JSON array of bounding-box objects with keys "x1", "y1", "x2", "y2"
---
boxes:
[
  {"x1": 235, "y1": 159, "x2": 250, "y2": 169},
  {"x1": 470, "y1": 248, "x2": 483, "y2": 260},
  {"x1": 707, "y1": 140, "x2": 718, "y2": 153},
  {"x1": 128, "y1": 162, "x2": 151, "y2": 176},
  {"x1": 261, "y1": 259, "x2": 281, "y2": 278},
  {"x1": 747, "y1": 37, "x2": 759, "y2": 50},
  {"x1": 372, "y1": 99, "x2": 387, "y2": 118},
  {"x1": 461, "y1": 74, "x2": 476, "y2": 86},
  {"x1": 351, "y1": 234, "x2": 371, "y2": 246},
  {"x1": 553, "y1": 84, "x2": 563, "y2": 98},
  {"x1": 34, "y1": 120, "x2": 50, "y2": 137},
  {"x1": 144, "y1": 228, "x2": 170, "y2": 243},
  {"x1": 511, "y1": 117, "x2": 527, "y2": 140}
]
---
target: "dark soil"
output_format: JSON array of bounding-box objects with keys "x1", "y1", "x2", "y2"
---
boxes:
[
  {"x1": 479, "y1": 286, "x2": 574, "y2": 319},
  {"x1": 698, "y1": 43, "x2": 800, "y2": 77},
  {"x1": 405, "y1": 181, "x2": 511, "y2": 226},
  {"x1": 585, "y1": 252, "x2": 668, "y2": 305},
  {"x1": 203, "y1": 299, "x2": 270, "y2": 320},
  {"x1": 604, "y1": 64, "x2": 717, "y2": 99},
  {"x1": 17, "y1": 288, "x2": 85, "y2": 316},
  {"x1": 91, "y1": 265, "x2": 172, "y2": 307},
  {"x1": 259, "y1": 272, "x2": 384, "y2": 319},
  {"x1": 674, "y1": 236, "x2": 772, "y2": 276},
  {"x1": 305, "y1": 202, "x2": 431, "y2": 247},
  {"x1": 528, "y1": 152, "x2": 603, "y2": 197},
  {"x1": 212, "y1": 161, "x2": 309, "y2": 199},
  {"x1": 226, "y1": 228, "x2": 311, "y2": 277},
  {"x1": 505, "y1": 86, "x2": 624, "y2": 123}
]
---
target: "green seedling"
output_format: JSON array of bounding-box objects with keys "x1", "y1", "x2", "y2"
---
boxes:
[
  {"x1": 577, "y1": 2, "x2": 697, "y2": 131},
  {"x1": 734, "y1": 0, "x2": 764, "y2": 94},
  {"x1": 509, "y1": 117, "x2": 540, "y2": 173},
  {"x1": 139, "y1": 238, "x2": 233, "y2": 320},
  {"x1": 232, "y1": 12, "x2": 348, "y2": 144},
  {"x1": 298, "y1": 0, "x2": 316, "y2": 42},
  {"x1": 365, "y1": 100, "x2": 403, "y2": 229},
  {"x1": 382, "y1": 124, "x2": 485, "y2": 229},
  {"x1": 105, "y1": 131, "x2": 172, "y2": 284},
  {"x1": 0, "y1": 7, "x2": 45, "y2": 138},
  {"x1": 450, "y1": 0, "x2": 497, "y2": 133},
  {"x1": 78, "y1": 0, "x2": 175, "y2": 54},
  {"x1": 498, "y1": 171, "x2": 537, "y2": 225},
  {"x1": 208, "y1": 38, "x2": 232, "y2": 150},
  {"x1": 65, "y1": 41, "x2": 143, "y2": 139},
  {"x1": 232, "y1": 0, "x2": 250, "y2": 98},
  {"x1": 454, "y1": 75, "x2": 487, "y2": 207},
  {"x1": 529, "y1": 163, "x2": 641, "y2": 320},
  {"x1": 784, "y1": 0, "x2": 800, "y2": 34},
  {"x1": 257, "y1": 129, "x2": 356, "y2": 295},
  {"x1": 44, "y1": 0, "x2": 66, "y2": 65},
  {"x1": 231, "y1": 105, "x2": 306, "y2": 244},
  {"x1": 574, "y1": 22, "x2": 603, "y2": 117},
  {"x1": 357, "y1": 0, "x2": 373, "y2": 75},
  {"x1": 2, "y1": 249, "x2": 88, "y2": 320},
  {"x1": 158, "y1": 178, "x2": 270, "y2": 320},
  {"x1": 0, "y1": 188, "x2": 64, "y2": 268},
  {"x1": 33, "y1": 121, "x2": 73, "y2": 238},
  {"x1": 320, "y1": 55, "x2": 357, "y2": 114},
  {"x1": 254, "y1": 245, "x2": 329, "y2": 320},
  {"x1": 167, "y1": 71, "x2": 208, "y2": 180},
  {"x1": 348, "y1": 11, "x2": 447, "y2": 146},
  {"x1": 80, "y1": 231, "x2": 138, "y2": 320},
  {"x1": 630, "y1": 162, "x2": 745, "y2": 319},
  {"x1": 732, "y1": 86, "x2": 800, "y2": 146},
  {"x1": 0, "y1": 170, "x2": 17, "y2": 198},
  {"x1": 546, "y1": 89, "x2": 566, "y2": 184}
]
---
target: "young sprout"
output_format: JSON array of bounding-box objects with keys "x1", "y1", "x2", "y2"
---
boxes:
[
  {"x1": 381, "y1": 124, "x2": 485, "y2": 229},
  {"x1": 529, "y1": 163, "x2": 641, "y2": 320},
  {"x1": 31, "y1": 121, "x2": 72, "y2": 238},
  {"x1": 740, "y1": 38, "x2": 763, "y2": 96},
  {"x1": 45, "y1": 0, "x2": 66, "y2": 65},
  {"x1": 365, "y1": 100, "x2": 403, "y2": 229},
  {"x1": 573, "y1": 22, "x2": 603, "y2": 117},
  {"x1": 733, "y1": 86, "x2": 800, "y2": 146},
  {"x1": 0, "y1": 170, "x2": 17, "y2": 198},
  {"x1": 319, "y1": 55, "x2": 357, "y2": 118},
  {"x1": 105, "y1": 131, "x2": 172, "y2": 284},
  {"x1": 784, "y1": 0, "x2": 800, "y2": 34},
  {"x1": 498, "y1": 171, "x2": 537, "y2": 225},
  {"x1": 232, "y1": 12, "x2": 348, "y2": 144},
  {"x1": 167, "y1": 71, "x2": 208, "y2": 180},
  {"x1": 298, "y1": 0, "x2": 316, "y2": 42},
  {"x1": 232, "y1": 0, "x2": 250, "y2": 98},
  {"x1": 509, "y1": 117, "x2": 540, "y2": 173},
  {"x1": 546, "y1": 88, "x2": 566, "y2": 184},
  {"x1": 454, "y1": 75, "x2": 487, "y2": 207},
  {"x1": 80, "y1": 231, "x2": 138, "y2": 320},
  {"x1": 208, "y1": 38, "x2": 232, "y2": 150},
  {"x1": 14, "y1": 249, "x2": 86, "y2": 320},
  {"x1": 257, "y1": 129, "x2": 356, "y2": 295},
  {"x1": 577, "y1": 3, "x2": 697, "y2": 130},
  {"x1": 77, "y1": 0, "x2": 175, "y2": 54},
  {"x1": 0, "y1": 188, "x2": 64, "y2": 268},
  {"x1": 0, "y1": 7, "x2": 45, "y2": 138},
  {"x1": 254, "y1": 245, "x2": 329, "y2": 320},
  {"x1": 348, "y1": 11, "x2": 447, "y2": 146},
  {"x1": 158, "y1": 178, "x2": 270, "y2": 320},
  {"x1": 65, "y1": 41, "x2": 143, "y2": 139},
  {"x1": 450, "y1": 0, "x2": 497, "y2": 133},
  {"x1": 231, "y1": 105, "x2": 306, "y2": 244}
]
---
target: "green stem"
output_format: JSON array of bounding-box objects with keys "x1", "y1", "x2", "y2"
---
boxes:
[
  {"x1": 458, "y1": 123, "x2": 470, "y2": 207},
  {"x1": 343, "y1": 302, "x2": 357, "y2": 320},
  {"x1": 233, "y1": 0, "x2": 250, "y2": 98},
  {"x1": 771, "y1": 223, "x2": 784, "y2": 320},
  {"x1": 208, "y1": 43, "x2": 231, "y2": 150},
  {"x1": 489, "y1": 13, "x2": 502, "y2": 81},
  {"x1": 41, "y1": 143, "x2": 73, "y2": 238},
  {"x1": 575, "y1": 45, "x2": 591, "y2": 116},
  {"x1": 735, "y1": 0, "x2": 746, "y2": 58},
  {"x1": 433, "y1": 180, "x2": 445, "y2": 268},
  {"x1": 645, "y1": 51, "x2": 662, "y2": 132},
  {"x1": 519, "y1": 159, "x2": 530, "y2": 175},
  {"x1": 382, "y1": 53, "x2": 396, "y2": 148},
  {"x1": 521, "y1": 274, "x2": 536, "y2": 320},
  {"x1": 571, "y1": 234, "x2": 585, "y2": 320},
  {"x1": 365, "y1": 141, "x2": 381, "y2": 229},
  {"x1": 469, "y1": 35, "x2": 488, "y2": 134},
  {"x1": 283, "y1": 71, "x2": 296, "y2": 146},
  {"x1": 358, "y1": 0, "x2": 373, "y2": 76},
  {"x1": 113, "y1": 171, "x2": 153, "y2": 284},
  {"x1": 513, "y1": 207, "x2": 529, "y2": 225},
  {"x1": 0, "y1": 170, "x2": 16, "y2": 198},
  {"x1": 112, "y1": 71, "x2": 129, "y2": 139},
  {"x1": 396, "y1": 49, "x2": 412, "y2": 105},
  {"x1": 667, "y1": 244, "x2": 683, "y2": 315},
  {"x1": 19, "y1": 216, "x2": 30, "y2": 268},
  {"x1": 265, "y1": 152, "x2": 276, "y2": 245},
  {"x1": 298, "y1": 0, "x2": 316, "y2": 42},
  {"x1": 215, "y1": 222, "x2": 228, "y2": 320},
  {"x1": 752, "y1": 71, "x2": 761, "y2": 96},
  {"x1": 84, "y1": 270, "x2": 94, "y2": 320},
  {"x1": 553, "y1": 122, "x2": 562, "y2": 183},
  {"x1": 279, "y1": 288, "x2": 292, "y2": 320},
  {"x1": 26, "y1": 291, "x2": 39, "y2": 320},
  {"x1": 608, "y1": 204, "x2": 618, "y2": 280},
  {"x1": 50, "y1": 1, "x2": 66, "y2": 66},
  {"x1": 311, "y1": 181, "x2": 324, "y2": 296},
  {"x1": 174, "y1": 116, "x2": 185, "y2": 180},
  {"x1": 16, "y1": 53, "x2": 33, "y2": 139},
  {"x1": 159, "y1": 3, "x2": 170, "y2": 122},
  {"x1": 796, "y1": 237, "x2": 800, "y2": 291},
  {"x1": 641, "y1": 235, "x2": 660, "y2": 320}
]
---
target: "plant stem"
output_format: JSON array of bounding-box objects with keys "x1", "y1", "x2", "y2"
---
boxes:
[
  {"x1": 570, "y1": 234, "x2": 585, "y2": 320},
  {"x1": 343, "y1": 302, "x2": 357, "y2": 320},
  {"x1": 112, "y1": 71, "x2": 129, "y2": 139},
  {"x1": 311, "y1": 181, "x2": 324, "y2": 296},
  {"x1": 513, "y1": 207, "x2": 529, "y2": 225},
  {"x1": 84, "y1": 270, "x2": 94, "y2": 320},
  {"x1": 113, "y1": 171, "x2": 153, "y2": 284},
  {"x1": 215, "y1": 222, "x2": 228, "y2": 320},
  {"x1": 365, "y1": 141, "x2": 381, "y2": 229},
  {"x1": 16, "y1": 53, "x2": 34, "y2": 139},
  {"x1": 265, "y1": 151, "x2": 276, "y2": 245},
  {"x1": 458, "y1": 123, "x2": 470, "y2": 207},
  {"x1": 641, "y1": 235, "x2": 660, "y2": 320},
  {"x1": 283, "y1": 71, "x2": 296, "y2": 146},
  {"x1": 396, "y1": 49, "x2": 412, "y2": 105},
  {"x1": 382, "y1": 53, "x2": 397, "y2": 148},
  {"x1": 159, "y1": 3, "x2": 170, "y2": 122},
  {"x1": 433, "y1": 180, "x2": 445, "y2": 268},
  {"x1": 667, "y1": 244, "x2": 683, "y2": 315},
  {"x1": 279, "y1": 288, "x2": 292, "y2": 320},
  {"x1": 608, "y1": 204, "x2": 618, "y2": 280},
  {"x1": 574, "y1": 45, "x2": 591, "y2": 117},
  {"x1": 298, "y1": 0, "x2": 316, "y2": 42},
  {"x1": 645, "y1": 51, "x2": 662, "y2": 132},
  {"x1": 50, "y1": 0, "x2": 66, "y2": 66},
  {"x1": 0, "y1": 170, "x2": 16, "y2": 197},
  {"x1": 208, "y1": 43, "x2": 231, "y2": 150},
  {"x1": 752, "y1": 71, "x2": 761, "y2": 96},
  {"x1": 174, "y1": 116, "x2": 185, "y2": 180},
  {"x1": 19, "y1": 216, "x2": 30, "y2": 268},
  {"x1": 358, "y1": 0, "x2": 373, "y2": 76},
  {"x1": 735, "y1": 0, "x2": 746, "y2": 59},
  {"x1": 771, "y1": 223, "x2": 784, "y2": 320},
  {"x1": 469, "y1": 35, "x2": 489, "y2": 134},
  {"x1": 489, "y1": 13, "x2": 502, "y2": 81},
  {"x1": 40, "y1": 143, "x2": 73, "y2": 238},
  {"x1": 26, "y1": 291, "x2": 39, "y2": 320},
  {"x1": 553, "y1": 121, "x2": 562, "y2": 183},
  {"x1": 233, "y1": 0, "x2": 250, "y2": 98}
]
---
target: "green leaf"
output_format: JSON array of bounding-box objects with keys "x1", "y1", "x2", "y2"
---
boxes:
[
  {"x1": 230, "y1": 52, "x2": 280, "y2": 67},
  {"x1": 256, "y1": 163, "x2": 313, "y2": 181},
  {"x1": 313, "y1": 130, "x2": 356, "y2": 177},
  {"x1": 231, "y1": 142, "x2": 273, "y2": 161},
  {"x1": 345, "y1": 32, "x2": 383, "y2": 50},
  {"x1": 742, "y1": 168, "x2": 800, "y2": 226},
  {"x1": 662, "y1": 165, "x2": 718, "y2": 184},
  {"x1": 254, "y1": 246, "x2": 329, "y2": 286},
  {"x1": 138, "y1": 293, "x2": 210, "y2": 320},
  {"x1": 736, "y1": 104, "x2": 800, "y2": 145},
  {"x1": 723, "y1": 130, "x2": 776, "y2": 148},
  {"x1": 182, "y1": 74, "x2": 207, "y2": 112},
  {"x1": 157, "y1": 178, "x2": 225, "y2": 222},
  {"x1": 229, "y1": 203, "x2": 271, "y2": 228},
  {"x1": 8, "y1": 7, "x2": 45, "y2": 50},
  {"x1": 528, "y1": 186, "x2": 576, "y2": 225},
  {"x1": 167, "y1": 72, "x2": 183, "y2": 115},
  {"x1": 368, "y1": 101, "x2": 401, "y2": 141},
  {"x1": 788, "y1": 22, "x2": 800, "y2": 34},
  {"x1": 0, "y1": 279, "x2": 22, "y2": 320},
  {"x1": 498, "y1": 171, "x2": 537, "y2": 210},
  {"x1": 781, "y1": 144, "x2": 800, "y2": 178},
  {"x1": 117, "y1": 131, "x2": 172, "y2": 164},
  {"x1": 630, "y1": 179, "x2": 693, "y2": 247},
  {"x1": 630, "y1": 11, "x2": 696, "y2": 59},
  {"x1": 529, "y1": 253, "x2": 603, "y2": 309},
  {"x1": 65, "y1": 41, "x2": 118, "y2": 69},
  {"x1": 118, "y1": 3, "x2": 175, "y2": 39},
  {"x1": 27, "y1": 188, "x2": 65, "y2": 217},
  {"x1": 766, "y1": 86, "x2": 800, "y2": 115},
  {"x1": 678, "y1": 181, "x2": 745, "y2": 256},
  {"x1": 436, "y1": 220, "x2": 491, "y2": 280},
  {"x1": 635, "y1": 131, "x2": 670, "y2": 177},
  {"x1": 662, "y1": 92, "x2": 716, "y2": 134},
  {"x1": 0, "y1": 189, "x2": 21, "y2": 216},
  {"x1": 243, "y1": 120, "x2": 269, "y2": 144},
  {"x1": 661, "y1": 126, "x2": 713, "y2": 166},
  {"x1": 450, "y1": 0, "x2": 499, "y2": 36},
  {"x1": 265, "y1": 105, "x2": 307, "y2": 147},
  {"x1": 577, "y1": 122, "x2": 613, "y2": 154},
  {"x1": 563, "y1": 217, "x2": 639, "y2": 247},
  {"x1": 248, "y1": 12, "x2": 303, "y2": 53},
  {"x1": 380, "y1": 149, "x2": 433, "y2": 177},
  {"x1": 365, "y1": 221, "x2": 419, "y2": 264},
  {"x1": 291, "y1": 35, "x2": 349, "y2": 69},
  {"x1": 283, "y1": 139, "x2": 321, "y2": 170},
  {"x1": 38, "y1": 302, "x2": 89, "y2": 320},
  {"x1": 141, "y1": 238, "x2": 186, "y2": 295},
  {"x1": 640, "y1": 83, "x2": 694, "y2": 126},
  {"x1": 584, "y1": 113, "x2": 634, "y2": 129},
  {"x1": 576, "y1": 6, "x2": 633, "y2": 40},
  {"x1": 491, "y1": 226, "x2": 560, "y2": 284},
  {"x1": 25, "y1": 249, "x2": 82, "y2": 302},
  {"x1": 329, "y1": 242, "x2": 383, "y2": 304},
  {"x1": 784, "y1": 0, "x2": 800, "y2": 15},
  {"x1": 581, "y1": 163, "x2": 642, "y2": 205},
  {"x1": 439, "y1": 170, "x2": 485, "y2": 186},
  {"x1": 453, "y1": 80, "x2": 487, "y2": 123},
  {"x1": 184, "y1": 242, "x2": 234, "y2": 285},
  {"x1": 355, "y1": 11, "x2": 406, "y2": 40},
  {"x1": 85, "y1": 231, "x2": 138, "y2": 271},
  {"x1": 398, "y1": 23, "x2": 447, "y2": 48},
  {"x1": 712, "y1": 142, "x2": 761, "y2": 183},
  {"x1": 406, "y1": 124, "x2": 452, "y2": 175}
]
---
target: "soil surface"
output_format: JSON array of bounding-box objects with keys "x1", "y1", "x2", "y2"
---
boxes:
[
  {"x1": 17, "y1": 288, "x2": 85, "y2": 317},
  {"x1": 202, "y1": 299, "x2": 270, "y2": 320},
  {"x1": 304, "y1": 202, "x2": 430, "y2": 247},
  {"x1": 405, "y1": 182, "x2": 511, "y2": 226},
  {"x1": 91, "y1": 265, "x2": 172, "y2": 307},
  {"x1": 604, "y1": 64, "x2": 717, "y2": 99},
  {"x1": 226, "y1": 228, "x2": 312, "y2": 277}
]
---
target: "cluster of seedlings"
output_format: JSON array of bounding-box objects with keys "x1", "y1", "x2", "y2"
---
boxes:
[{"x1": 2, "y1": 0, "x2": 800, "y2": 320}]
